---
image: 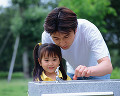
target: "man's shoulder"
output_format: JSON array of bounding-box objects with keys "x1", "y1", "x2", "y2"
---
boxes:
[
  {"x1": 42, "y1": 31, "x2": 49, "y2": 35},
  {"x1": 42, "y1": 31, "x2": 50, "y2": 37},
  {"x1": 77, "y1": 19, "x2": 93, "y2": 26},
  {"x1": 42, "y1": 31, "x2": 53, "y2": 43},
  {"x1": 77, "y1": 19, "x2": 89, "y2": 24},
  {"x1": 77, "y1": 19, "x2": 97, "y2": 31}
]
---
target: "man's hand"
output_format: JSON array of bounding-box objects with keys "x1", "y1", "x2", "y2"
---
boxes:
[
  {"x1": 73, "y1": 56, "x2": 113, "y2": 80},
  {"x1": 73, "y1": 65, "x2": 92, "y2": 80}
]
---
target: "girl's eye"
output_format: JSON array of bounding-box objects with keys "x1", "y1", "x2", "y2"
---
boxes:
[{"x1": 45, "y1": 60, "x2": 49, "y2": 62}]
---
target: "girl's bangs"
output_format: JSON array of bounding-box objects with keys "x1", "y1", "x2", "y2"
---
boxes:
[{"x1": 41, "y1": 47, "x2": 58, "y2": 58}]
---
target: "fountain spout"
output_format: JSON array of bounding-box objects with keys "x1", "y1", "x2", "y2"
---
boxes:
[{"x1": 55, "y1": 66, "x2": 64, "y2": 82}]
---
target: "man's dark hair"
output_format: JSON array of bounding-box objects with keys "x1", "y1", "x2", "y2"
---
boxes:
[{"x1": 44, "y1": 7, "x2": 78, "y2": 34}]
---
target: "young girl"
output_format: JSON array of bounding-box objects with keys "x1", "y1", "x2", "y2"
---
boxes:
[{"x1": 33, "y1": 43, "x2": 71, "y2": 81}]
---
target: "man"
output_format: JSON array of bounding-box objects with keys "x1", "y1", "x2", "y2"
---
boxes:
[{"x1": 42, "y1": 7, "x2": 113, "y2": 80}]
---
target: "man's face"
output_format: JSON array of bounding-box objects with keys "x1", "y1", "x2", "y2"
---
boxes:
[{"x1": 51, "y1": 30, "x2": 76, "y2": 50}]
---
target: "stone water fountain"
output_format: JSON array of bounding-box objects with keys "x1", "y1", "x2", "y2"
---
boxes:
[{"x1": 28, "y1": 67, "x2": 120, "y2": 96}]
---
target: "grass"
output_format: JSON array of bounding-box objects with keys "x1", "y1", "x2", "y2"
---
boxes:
[
  {"x1": 110, "y1": 67, "x2": 120, "y2": 79},
  {"x1": 0, "y1": 78, "x2": 32, "y2": 96}
]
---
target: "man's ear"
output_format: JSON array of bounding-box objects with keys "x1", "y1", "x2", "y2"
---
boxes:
[{"x1": 75, "y1": 28, "x2": 77, "y2": 34}]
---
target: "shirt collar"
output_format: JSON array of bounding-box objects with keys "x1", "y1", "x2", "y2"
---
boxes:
[{"x1": 41, "y1": 70, "x2": 63, "y2": 81}]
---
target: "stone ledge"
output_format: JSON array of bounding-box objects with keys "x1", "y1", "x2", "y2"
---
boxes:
[{"x1": 28, "y1": 79, "x2": 120, "y2": 96}]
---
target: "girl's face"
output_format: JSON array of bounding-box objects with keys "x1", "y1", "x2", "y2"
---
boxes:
[{"x1": 39, "y1": 52, "x2": 60, "y2": 76}]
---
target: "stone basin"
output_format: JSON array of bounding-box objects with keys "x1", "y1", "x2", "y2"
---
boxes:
[{"x1": 28, "y1": 79, "x2": 120, "y2": 96}]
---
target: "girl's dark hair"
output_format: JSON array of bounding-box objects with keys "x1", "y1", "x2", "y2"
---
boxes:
[
  {"x1": 44, "y1": 7, "x2": 78, "y2": 34},
  {"x1": 33, "y1": 43, "x2": 67, "y2": 81}
]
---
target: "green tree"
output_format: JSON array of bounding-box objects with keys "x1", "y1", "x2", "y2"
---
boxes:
[
  {"x1": 104, "y1": 0, "x2": 120, "y2": 68},
  {"x1": 10, "y1": 0, "x2": 48, "y2": 78},
  {"x1": 59, "y1": 0, "x2": 116, "y2": 33},
  {"x1": 0, "y1": 0, "x2": 60, "y2": 78},
  {"x1": 0, "y1": 7, "x2": 15, "y2": 71}
]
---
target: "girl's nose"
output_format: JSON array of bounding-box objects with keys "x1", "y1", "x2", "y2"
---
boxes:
[{"x1": 49, "y1": 61, "x2": 53, "y2": 65}]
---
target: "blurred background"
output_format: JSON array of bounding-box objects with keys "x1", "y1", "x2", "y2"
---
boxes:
[{"x1": 0, "y1": 0, "x2": 120, "y2": 96}]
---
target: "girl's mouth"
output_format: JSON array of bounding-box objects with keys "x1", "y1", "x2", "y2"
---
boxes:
[{"x1": 48, "y1": 67, "x2": 54, "y2": 69}]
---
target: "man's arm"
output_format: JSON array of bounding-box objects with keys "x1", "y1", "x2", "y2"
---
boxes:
[
  {"x1": 88, "y1": 56, "x2": 113, "y2": 76},
  {"x1": 73, "y1": 56, "x2": 113, "y2": 80}
]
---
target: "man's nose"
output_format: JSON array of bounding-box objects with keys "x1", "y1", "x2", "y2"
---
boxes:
[{"x1": 59, "y1": 39, "x2": 65, "y2": 46}]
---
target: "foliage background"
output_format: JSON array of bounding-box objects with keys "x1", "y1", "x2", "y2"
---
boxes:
[{"x1": 0, "y1": 0, "x2": 120, "y2": 79}]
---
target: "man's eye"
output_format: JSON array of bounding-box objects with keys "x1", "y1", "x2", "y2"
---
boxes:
[
  {"x1": 54, "y1": 38, "x2": 59, "y2": 40},
  {"x1": 53, "y1": 59, "x2": 56, "y2": 61},
  {"x1": 64, "y1": 36, "x2": 69, "y2": 38}
]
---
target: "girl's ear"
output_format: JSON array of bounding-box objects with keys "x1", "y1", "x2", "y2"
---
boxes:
[{"x1": 38, "y1": 58, "x2": 42, "y2": 66}]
